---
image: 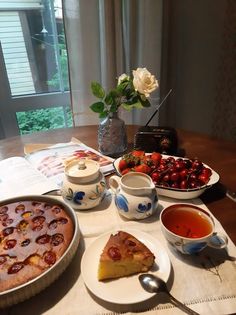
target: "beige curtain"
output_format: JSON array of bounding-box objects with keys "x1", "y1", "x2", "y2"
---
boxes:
[{"x1": 63, "y1": 0, "x2": 163, "y2": 127}]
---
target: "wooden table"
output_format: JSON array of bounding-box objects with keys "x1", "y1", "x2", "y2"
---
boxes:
[{"x1": 0, "y1": 125, "x2": 236, "y2": 244}]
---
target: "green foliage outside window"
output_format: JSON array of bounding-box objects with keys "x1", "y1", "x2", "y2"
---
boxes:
[{"x1": 16, "y1": 106, "x2": 73, "y2": 135}]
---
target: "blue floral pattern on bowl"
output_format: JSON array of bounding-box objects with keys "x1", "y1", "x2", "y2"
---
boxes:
[
  {"x1": 64, "y1": 181, "x2": 106, "y2": 207},
  {"x1": 74, "y1": 191, "x2": 85, "y2": 204}
]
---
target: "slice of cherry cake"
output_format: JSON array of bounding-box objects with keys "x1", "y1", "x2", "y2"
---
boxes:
[{"x1": 98, "y1": 231, "x2": 155, "y2": 281}]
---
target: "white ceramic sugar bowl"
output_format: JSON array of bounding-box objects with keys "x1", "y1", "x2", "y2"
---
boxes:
[{"x1": 61, "y1": 159, "x2": 107, "y2": 210}]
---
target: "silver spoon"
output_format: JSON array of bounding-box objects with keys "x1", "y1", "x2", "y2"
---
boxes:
[{"x1": 139, "y1": 274, "x2": 199, "y2": 315}]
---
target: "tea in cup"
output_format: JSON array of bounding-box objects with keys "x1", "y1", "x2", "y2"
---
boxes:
[{"x1": 160, "y1": 203, "x2": 228, "y2": 254}]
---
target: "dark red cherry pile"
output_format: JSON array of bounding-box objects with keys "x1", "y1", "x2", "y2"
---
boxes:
[
  {"x1": 118, "y1": 150, "x2": 212, "y2": 190},
  {"x1": 150, "y1": 156, "x2": 212, "y2": 189}
]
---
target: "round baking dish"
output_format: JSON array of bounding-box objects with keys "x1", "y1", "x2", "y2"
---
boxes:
[{"x1": 0, "y1": 195, "x2": 80, "y2": 309}]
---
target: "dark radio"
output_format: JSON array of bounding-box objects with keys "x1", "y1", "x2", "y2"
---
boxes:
[{"x1": 134, "y1": 126, "x2": 178, "y2": 155}]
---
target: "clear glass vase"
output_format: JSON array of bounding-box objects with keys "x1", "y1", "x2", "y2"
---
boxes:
[{"x1": 98, "y1": 111, "x2": 127, "y2": 157}]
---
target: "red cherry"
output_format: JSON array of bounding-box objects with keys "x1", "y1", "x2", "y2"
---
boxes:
[
  {"x1": 159, "y1": 164, "x2": 167, "y2": 172},
  {"x1": 198, "y1": 173, "x2": 210, "y2": 185},
  {"x1": 180, "y1": 180, "x2": 188, "y2": 189},
  {"x1": 108, "y1": 246, "x2": 121, "y2": 261},
  {"x1": 151, "y1": 172, "x2": 160, "y2": 183},
  {"x1": 183, "y1": 159, "x2": 192, "y2": 169},
  {"x1": 166, "y1": 157, "x2": 175, "y2": 163},
  {"x1": 175, "y1": 161, "x2": 185, "y2": 171},
  {"x1": 192, "y1": 159, "x2": 203, "y2": 170},
  {"x1": 168, "y1": 165, "x2": 177, "y2": 173},
  {"x1": 180, "y1": 169, "x2": 188, "y2": 180},
  {"x1": 160, "y1": 159, "x2": 167, "y2": 165},
  {"x1": 189, "y1": 173, "x2": 198, "y2": 181},
  {"x1": 189, "y1": 180, "x2": 201, "y2": 189},
  {"x1": 171, "y1": 182, "x2": 179, "y2": 189},
  {"x1": 163, "y1": 174, "x2": 170, "y2": 182},
  {"x1": 170, "y1": 172, "x2": 180, "y2": 182},
  {"x1": 201, "y1": 167, "x2": 212, "y2": 177}
]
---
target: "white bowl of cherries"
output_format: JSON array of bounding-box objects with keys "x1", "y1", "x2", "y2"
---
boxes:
[{"x1": 113, "y1": 151, "x2": 220, "y2": 200}]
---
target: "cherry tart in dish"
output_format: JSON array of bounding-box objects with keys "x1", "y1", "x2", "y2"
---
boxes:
[{"x1": 0, "y1": 200, "x2": 74, "y2": 292}]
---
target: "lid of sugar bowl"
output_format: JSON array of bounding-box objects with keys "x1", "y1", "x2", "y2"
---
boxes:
[{"x1": 65, "y1": 159, "x2": 100, "y2": 184}]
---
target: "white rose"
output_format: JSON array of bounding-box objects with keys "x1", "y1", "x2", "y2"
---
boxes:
[
  {"x1": 118, "y1": 73, "x2": 129, "y2": 85},
  {"x1": 132, "y1": 68, "x2": 158, "y2": 97}
]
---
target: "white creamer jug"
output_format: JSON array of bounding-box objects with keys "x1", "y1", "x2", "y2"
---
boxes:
[
  {"x1": 109, "y1": 172, "x2": 158, "y2": 220},
  {"x1": 61, "y1": 159, "x2": 107, "y2": 210}
]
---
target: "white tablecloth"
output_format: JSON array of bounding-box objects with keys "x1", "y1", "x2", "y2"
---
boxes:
[{"x1": 4, "y1": 192, "x2": 236, "y2": 315}]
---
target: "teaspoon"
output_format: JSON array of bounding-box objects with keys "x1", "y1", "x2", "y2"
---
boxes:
[{"x1": 139, "y1": 273, "x2": 199, "y2": 315}]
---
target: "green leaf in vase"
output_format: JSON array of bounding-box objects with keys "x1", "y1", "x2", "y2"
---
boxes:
[
  {"x1": 90, "y1": 102, "x2": 104, "y2": 113},
  {"x1": 91, "y1": 82, "x2": 105, "y2": 99}
]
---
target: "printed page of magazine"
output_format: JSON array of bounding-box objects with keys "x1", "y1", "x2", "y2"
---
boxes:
[
  {"x1": 25, "y1": 139, "x2": 115, "y2": 187},
  {"x1": 0, "y1": 157, "x2": 58, "y2": 200}
]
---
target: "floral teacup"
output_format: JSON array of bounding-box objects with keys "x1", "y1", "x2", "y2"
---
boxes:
[{"x1": 160, "y1": 203, "x2": 228, "y2": 254}]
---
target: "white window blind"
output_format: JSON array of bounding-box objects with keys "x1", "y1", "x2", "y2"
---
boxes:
[
  {"x1": 0, "y1": 12, "x2": 35, "y2": 95},
  {"x1": 0, "y1": 1, "x2": 42, "y2": 10}
]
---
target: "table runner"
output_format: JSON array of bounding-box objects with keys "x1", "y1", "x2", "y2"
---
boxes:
[{"x1": 5, "y1": 193, "x2": 236, "y2": 315}]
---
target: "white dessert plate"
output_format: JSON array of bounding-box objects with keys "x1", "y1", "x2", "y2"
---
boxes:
[
  {"x1": 81, "y1": 228, "x2": 171, "y2": 304},
  {"x1": 113, "y1": 154, "x2": 220, "y2": 200}
]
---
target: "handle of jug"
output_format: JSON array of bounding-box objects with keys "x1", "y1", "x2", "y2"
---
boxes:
[{"x1": 109, "y1": 175, "x2": 121, "y2": 193}]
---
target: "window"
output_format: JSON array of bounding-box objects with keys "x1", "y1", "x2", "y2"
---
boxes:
[{"x1": 0, "y1": 0, "x2": 72, "y2": 138}]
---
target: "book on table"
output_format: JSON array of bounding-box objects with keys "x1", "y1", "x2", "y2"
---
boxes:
[{"x1": 0, "y1": 138, "x2": 114, "y2": 200}]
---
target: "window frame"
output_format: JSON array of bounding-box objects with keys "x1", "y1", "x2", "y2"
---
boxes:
[{"x1": 0, "y1": 1, "x2": 71, "y2": 139}]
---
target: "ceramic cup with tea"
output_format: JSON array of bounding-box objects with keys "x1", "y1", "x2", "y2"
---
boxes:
[{"x1": 160, "y1": 203, "x2": 228, "y2": 254}]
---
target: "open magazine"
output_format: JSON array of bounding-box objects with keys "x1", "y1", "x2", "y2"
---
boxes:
[{"x1": 0, "y1": 139, "x2": 114, "y2": 200}]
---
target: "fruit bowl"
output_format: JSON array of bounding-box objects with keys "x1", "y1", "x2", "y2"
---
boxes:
[{"x1": 113, "y1": 153, "x2": 220, "y2": 200}]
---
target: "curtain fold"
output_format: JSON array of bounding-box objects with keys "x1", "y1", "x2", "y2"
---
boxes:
[
  {"x1": 63, "y1": 0, "x2": 162, "y2": 127},
  {"x1": 98, "y1": 0, "x2": 125, "y2": 89},
  {"x1": 212, "y1": 0, "x2": 236, "y2": 141}
]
